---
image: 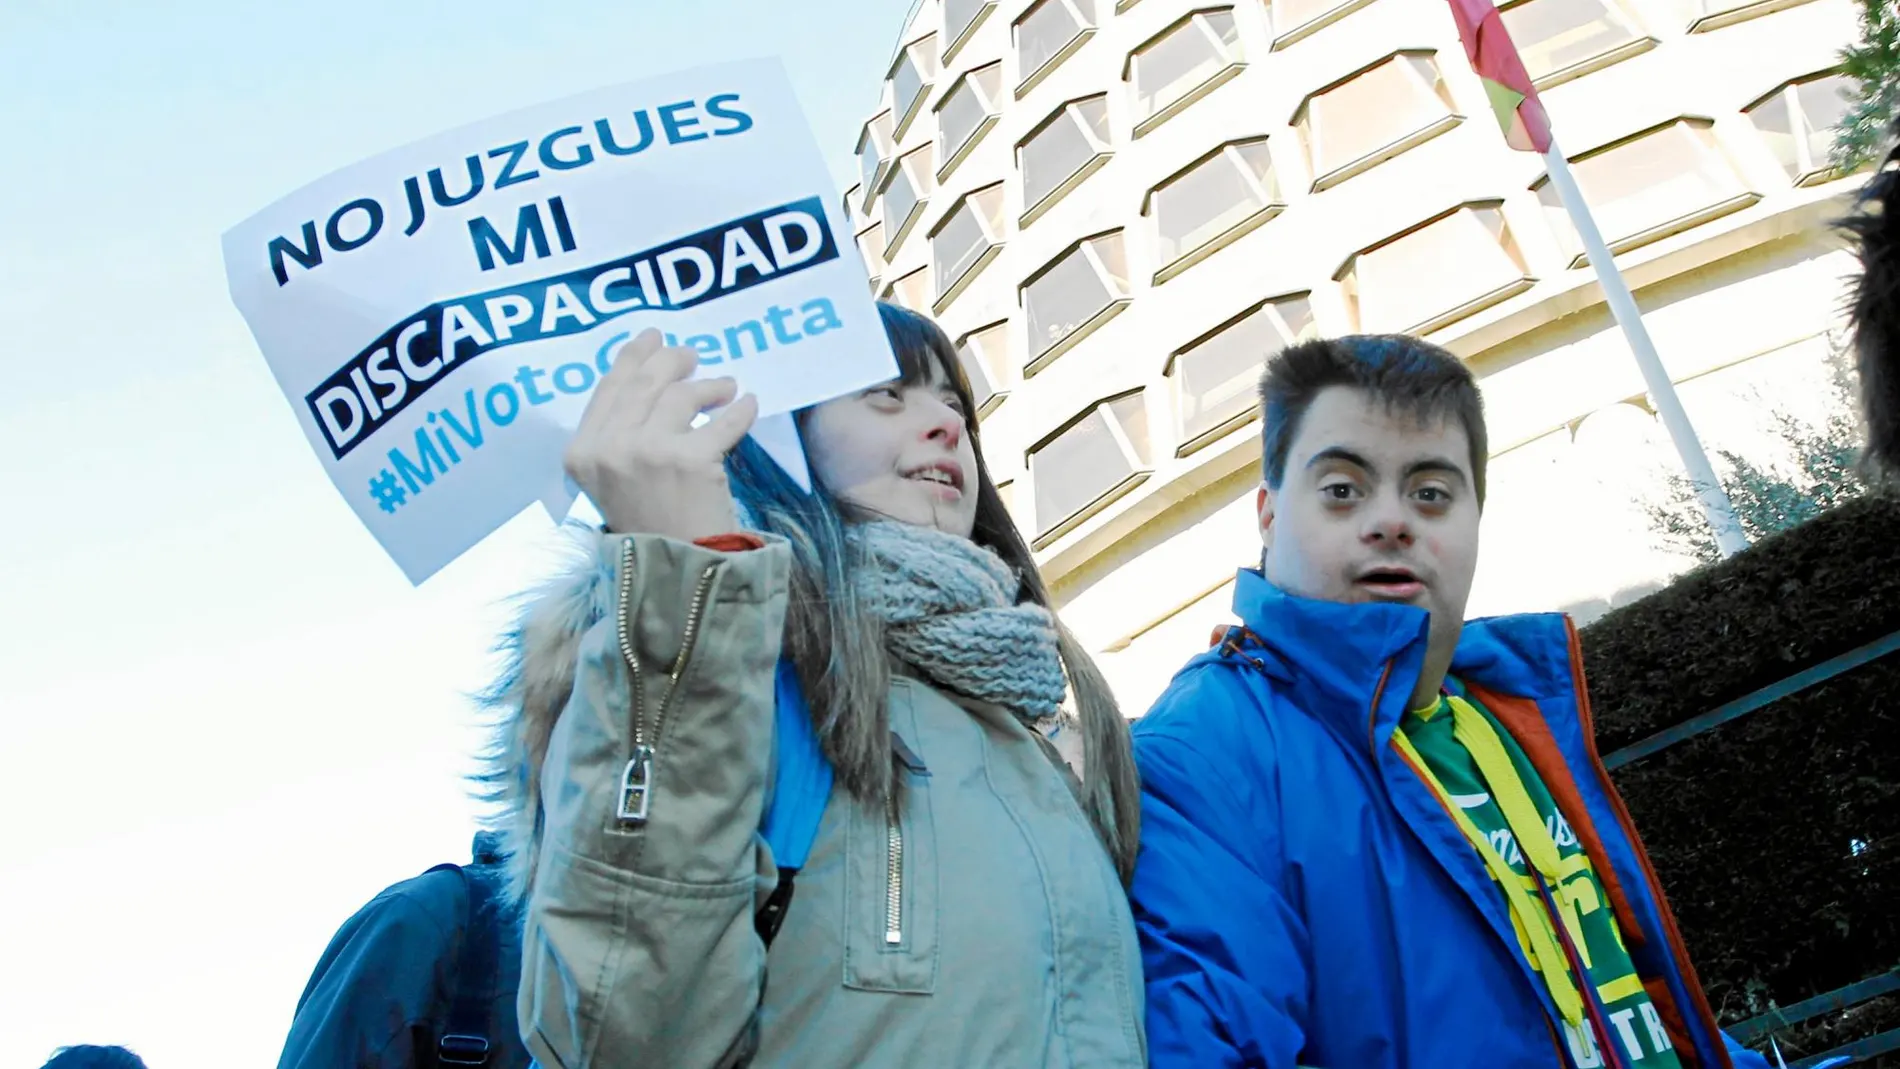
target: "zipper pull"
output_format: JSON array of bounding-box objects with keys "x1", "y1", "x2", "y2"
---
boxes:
[{"x1": 617, "y1": 744, "x2": 654, "y2": 824}]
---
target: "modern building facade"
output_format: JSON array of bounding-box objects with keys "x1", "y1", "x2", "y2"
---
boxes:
[{"x1": 845, "y1": 0, "x2": 1866, "y2": 713}]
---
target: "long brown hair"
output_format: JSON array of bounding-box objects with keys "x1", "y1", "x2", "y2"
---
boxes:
[{"x1": 725, "y1": 302, "x2": 1142, "y2": 881}]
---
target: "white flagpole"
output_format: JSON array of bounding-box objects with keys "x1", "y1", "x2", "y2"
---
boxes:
[{"x1": 1540, "y1": 136, "x2": 1751, "y2": 557}]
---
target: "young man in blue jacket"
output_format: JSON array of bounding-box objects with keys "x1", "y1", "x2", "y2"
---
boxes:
[{"x1": 1130, "y1": 335, "x2": 1778, "y2": 1069}]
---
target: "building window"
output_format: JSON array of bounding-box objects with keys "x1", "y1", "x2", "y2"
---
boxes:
[
  {"x1": 882, "y1": 148, "x2": 936, "y2": 254},
  {"x1": 1016, "y1": 0, "x2": 1098, "y2": 93},
  {"x1": 931, "y1": 183, "x2": 1008, "y2": 309},
  {"x1": 1019, "y1": 94, "x2": 1113, "y2": 223},
  {"x1": 844, "y1": 185, "x2": 866, "y2": 234},
  {"x1": 1030, "y1": 391, "x2": 1152, "y2": 541},
  {"x1": 857, "y1": 112, "x2": 895, "y2": 210},
  {"x1": 1267, "y1": 0, "x2": 1378, "y2": 48},
  {"x1": 1681, "y1": 0, "x2": 1821, "y2": 33},
  {"x1": 1337, "y1": 203, "x2": 1534, "y2": 335},
  {"x1": 1147, "y1": 137, "x2": 1283, "y2": 281},
  {"x1": 1532, "y1": 118, "x2": 1757, "y2": 267},
  {"x1": 1169, "y1": 294, "x2": 1316, "y2": 453},
  {"x1": 957, "y1": 320, "x2": 1014, "y2": 416},
  {"x1": 1293, "y1": 51, "x2": 1459, "y2": 191},
  {"x1": 1127, "y1": 8, "x2": 1244, "y2": 134},
  {"x1": 937, "y1": 62, "x2": 1004, "y2": 178},
  {"x1": 1498, "y1": 0, "x2": 1653, "y2": 88},
  {"x1": 891, "y1": 35, "x2": 940, "y2": 137},
  {"x1": 1022, "y1": 230, "x2": 1130, "y2": 370},
  {"x1": 888, "y1": 266, "x2": 931, "y2": 311},
  {"x1": 1747, "y1": 72, "x2": 1855, "y2": 185},
  {"x1": 945, "y1": 0, "x2": 997, "y2": 58},
  {"x1": 996, "y1": 477, "x2": 1018, "y2": 518},
  {"x1": 857, "y1": 222, "x2": 886, "y2": 278}
]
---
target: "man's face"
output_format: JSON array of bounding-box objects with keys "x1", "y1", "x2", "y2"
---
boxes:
[{"x1": 1259, "y1": 386, "x2": 1481, "y2": 660}]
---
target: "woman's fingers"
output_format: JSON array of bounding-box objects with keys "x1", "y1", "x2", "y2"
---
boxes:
[
  {"x1": 586, "y1": 328, "x2": 664, "y2": 413},
  {"x1": 649, "y1": 375, "x2": 741, "y2": 432},
  {"x1": 694, "y1": 392, "x2": 760, "y2": 456},
  {"x1": 618, "y1": 344, "x2": 699, "y2": 425}
]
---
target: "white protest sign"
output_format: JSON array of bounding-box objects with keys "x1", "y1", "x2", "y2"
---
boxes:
[{"x1": 223, "y1": 59, "x2": 889, "y2": 583}]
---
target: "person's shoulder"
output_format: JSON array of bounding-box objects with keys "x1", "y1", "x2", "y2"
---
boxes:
[
  {"x1": 1133, "y1": 650, "x2": 1292, "y2": 769},
  {"x1": 339, "y1": 866, "x2": 468, "y2": 951}
]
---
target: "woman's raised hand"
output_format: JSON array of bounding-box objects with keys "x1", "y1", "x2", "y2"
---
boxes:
[{"x1": 563, "y1": 329, "x2": 759, "y2": 541}]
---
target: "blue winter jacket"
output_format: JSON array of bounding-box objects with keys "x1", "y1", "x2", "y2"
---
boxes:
[{"x1": 1131, "y1": 570, "x2": 1772, "y2": 1069}]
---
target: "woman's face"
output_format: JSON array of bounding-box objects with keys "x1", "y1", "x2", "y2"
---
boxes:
[{"x1": 803, "y1": 358, "x2": 981, "y2": 539}]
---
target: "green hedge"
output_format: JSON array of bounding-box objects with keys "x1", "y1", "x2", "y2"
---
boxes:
[{"x1": 1580, "y1": 493, "x2": 1900, "y2": 1063}]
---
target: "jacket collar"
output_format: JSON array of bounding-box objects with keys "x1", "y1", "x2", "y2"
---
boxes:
[{"x1": 1228, "y1": 569, "x2": 1579, "y2": 739}]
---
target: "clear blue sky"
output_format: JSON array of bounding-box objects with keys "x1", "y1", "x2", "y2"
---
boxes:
[{"x1": 0, "y1": 2, "x2": 911, "y2": 1063}]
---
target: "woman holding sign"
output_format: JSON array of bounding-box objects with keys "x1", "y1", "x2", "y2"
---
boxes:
[{"x1": 484, "y1": 302, "x2": 1146, "y2": 1067}]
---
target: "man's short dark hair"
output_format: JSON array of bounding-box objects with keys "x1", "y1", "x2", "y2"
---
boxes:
[
  {"x1": 40, "y1": 1047, "x2": 149, "y2": 1069},
  {"x1": 1258, "y1": 334, "x2": 1488, "y2": 506}
]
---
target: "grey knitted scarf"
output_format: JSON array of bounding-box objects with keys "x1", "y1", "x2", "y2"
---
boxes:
[{"x1": 849, "y1": 520, "x2": 1067, "y2": 725}]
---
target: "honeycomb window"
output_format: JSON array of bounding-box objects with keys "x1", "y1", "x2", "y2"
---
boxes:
[
  {"x1": 882, "y1": 147, "x2": 936, "y2": 254},
  {"x1": 1168, "y1": 294, "x2": 1316, "y2": 453},
  {"x1": 1147, "y1": 137, "x2": 1283, "y2": 281},
  {"x1": 1533, "y1": 118, "x2": 1758, "y2": 267},
  {"x1": 1016, "y1": 0, "x2": 1099, "y2": 94},
  {"x1": 1293, "y1": 51, "x2": 1460, "y2": 191},
  {"x1": 1267, "y1": 0, "x2": 1379, "y2": 49},
  {"x1": 1498, "y1": 0, "x2": 1654, "y2": 88},
  {"x1": 1018, "y1": 94, "x2": 1113, "y2": 224},
  {"x1": 1746, "y1": 71, "x2": 1855, "y2": 186},
  {"x1": 1126, "y1": 7, "x2": 1244, "y2": 135},
  {"x1": 843, "y1": 185, "x2": 866, "y2": 234},
  {"x1": 1337, "y1": 203, "x2": 1535, "y2": 335},
  {"x1": 857, "y1": 221, "x2": 887, "y2": 278},
  {"x1": 891, "y1": 34, "x2": 941, "y2": 137},
  {"x1": 937, "y1": 62, "x2": 1005, "y2": 179},
  {"x1": 931, "y1": 183, "x2": 1008, "y2": 310},
  {"x1": 857, "y1": 111, "x2": 895, "y2": 210},
  {"x1": 1030, "y1": 390, "x2": 1153, "y2": 544},
  {"x1": 1680, "y1": 0, "x2": 1822, "y2": 33},
  {"x1": 888, "y1": 266, "x2": 932, "y2": 312},
  {"x1": 956, "y1": 320, "x2": 1014, "y2": 417},
  {"x1": 946, "y1": 0, "x2": 998, "y2": 58},
  {"x1": 1021, "y1": 230, "x2": 1131, "y2": 371}
]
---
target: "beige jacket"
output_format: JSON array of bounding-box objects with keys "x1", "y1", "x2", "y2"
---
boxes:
[{"x1": 505, "y1": 531, "x2": 1146, "y2": 1068}]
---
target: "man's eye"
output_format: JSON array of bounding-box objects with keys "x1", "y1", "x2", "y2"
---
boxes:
[
  {"x1": 1322, "y1": 483, "x2": 1358, "y2": 500},
  {"x1": 1415, "y1": 486, "x2": 1450, "y2": 504}
]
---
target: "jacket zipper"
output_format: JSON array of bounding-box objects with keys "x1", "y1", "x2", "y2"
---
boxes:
[
  {"x1": 615, "y1": 539, "x2": 720, "y2": 825},
  {"x1": 884, "y1": 794, "x2": 904, "y2": 944}
]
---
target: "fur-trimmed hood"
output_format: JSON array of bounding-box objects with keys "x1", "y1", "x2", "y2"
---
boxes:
[{"x1": 478, "y1": 526, "x2": 621, "y2": 904}]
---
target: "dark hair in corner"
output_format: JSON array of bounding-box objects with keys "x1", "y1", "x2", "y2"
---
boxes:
[
  {"x1": 721, "y1": 301, "x2": 1142, "y2": 882},
  {"x1": 41, "y1": 1047, "x2": 149, "y2": 1069},
  {"x1": 1257, "y1": 333, "x2": 1489, "y2": 507},
  {"x1": 1841, "y1": 115, "x2": 1900, "y2": 473}
]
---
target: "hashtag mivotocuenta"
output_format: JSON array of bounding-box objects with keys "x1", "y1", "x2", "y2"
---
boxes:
[{"x1": 369, "y1": 469, "x2": 407, "y2": 513}]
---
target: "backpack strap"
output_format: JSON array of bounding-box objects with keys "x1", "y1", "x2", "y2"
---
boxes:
[
  {"x1": 754, "y1": 659, "x2": 834, "y2": 947},
  {"x1": 436, "y1": 858, "x2": 504, "y2": 1067}
]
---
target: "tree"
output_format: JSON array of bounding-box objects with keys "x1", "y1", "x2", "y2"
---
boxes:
[
  {"x1": 1833, "y1": 0, "x2": 1900, "y2": 171},
  {"x1": 1644, "y1": 362, "x2": 1871, "y2": 564}
]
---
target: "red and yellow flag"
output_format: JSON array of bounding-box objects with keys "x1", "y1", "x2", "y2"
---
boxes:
[{"x1": 1446, "y1": 0, "x2": 1552, "y2": 154}]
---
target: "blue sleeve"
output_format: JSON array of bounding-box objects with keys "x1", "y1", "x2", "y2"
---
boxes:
[
  {"x1": 1130, "y1": 678, "x2": 1312, "y2": 1069},
  {"x1": 1722, "y1": 1031, "x2": 1770, "y2": 1069},
  {"x1": 276, "y1": 872, "x2": 462, "y2": 1069}
]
